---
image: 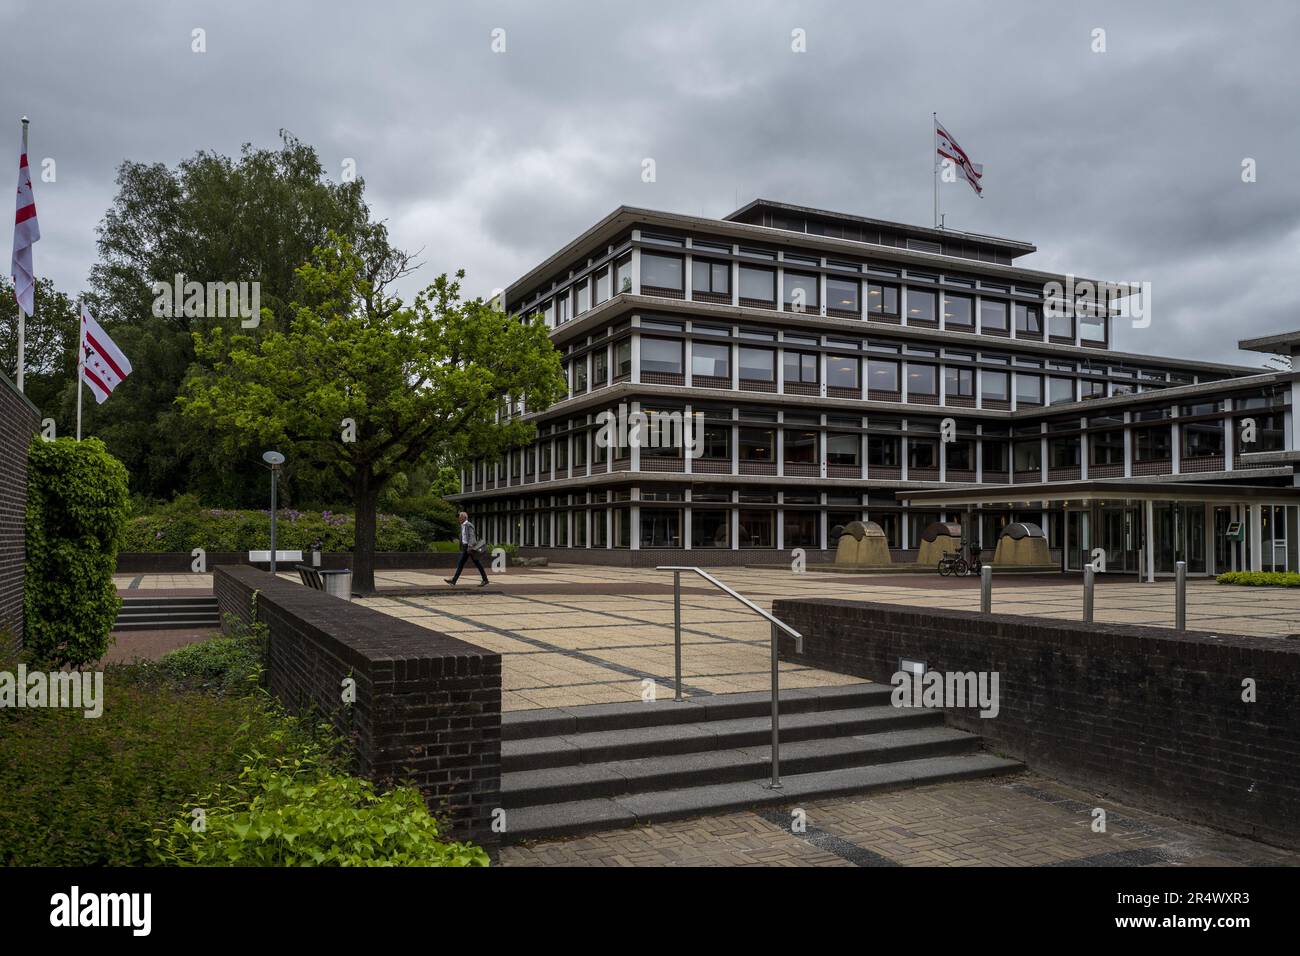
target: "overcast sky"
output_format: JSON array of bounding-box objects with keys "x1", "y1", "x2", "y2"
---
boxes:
[{"x1": 3, "y1": 0, "x2": 1298, "y2": 366}]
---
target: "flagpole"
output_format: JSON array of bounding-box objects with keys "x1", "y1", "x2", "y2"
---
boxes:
[
  {"x1": 76, "y1": 303, "x2": 83, "y2": 441},
  {"x1": 932, "y1": 113, "x2": 938, "y2": 229},
  {"x1": 17, "y1": 116, "x2": 29, "y2": 393}
]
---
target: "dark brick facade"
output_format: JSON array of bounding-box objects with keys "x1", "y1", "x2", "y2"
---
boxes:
[
  {"x1": 0, "y1": 372, "x2": 39, "y2": 643},
  {"x1": 772, "y1": 598, "x2": 1300, "y2": 849},
  {"x1": 214, "y1": 565, "x2": 502, "y2": 847}
]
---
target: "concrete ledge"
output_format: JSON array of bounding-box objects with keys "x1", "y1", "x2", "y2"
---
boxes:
[
  {"x1": 772, "y1": 597, "x2": 1300, "y2": 849},
  {"x1": 213, "y1": 565, "x2": 501, "y2": 845}
]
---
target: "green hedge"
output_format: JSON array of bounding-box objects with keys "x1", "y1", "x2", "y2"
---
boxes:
[
  {"x1": 122, "y1": 501, "x2": 425, "y2": 553},
  {"x1": 1216, "y1": 571, "x2": 1300, "y2": 587},
  {"x1": 25, "y1": 437, "x2": 130, "y2": 667},
  {"x1": 0, "y1": 630, "x2": 487, "y2": 867}
]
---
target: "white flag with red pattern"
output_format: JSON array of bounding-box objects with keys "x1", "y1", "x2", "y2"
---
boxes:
[
  {"x1": 11, "y1": 127, "x2": 39, "y2": 316},
  {"x1": 935, "y1": 119, "x2": 984, "y2": 197},
  {"x1": 79, "y1": 305, "x2": 132, "y2": 404}
]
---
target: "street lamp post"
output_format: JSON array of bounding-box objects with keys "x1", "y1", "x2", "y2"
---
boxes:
[{"x1": 263, "y1": 451, "x2": 285, "y2": 574}]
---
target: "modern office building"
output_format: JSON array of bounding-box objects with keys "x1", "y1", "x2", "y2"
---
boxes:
[{"x1": 454, "y1": 199, "x2": 1300, "y2": 574}]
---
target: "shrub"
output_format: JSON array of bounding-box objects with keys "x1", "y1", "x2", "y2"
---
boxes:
[
  {"x1": 121, "y1": 504, "x2": 423, "y2": 553},
  {"x1": 144, "y1": 634, "x2": 265, "y2": 696},
  {"x1": 153, "y1": 762, "x2": 488, "y2": 867},
  {"x1": 1216, "y1": 571, "x2": 1300, "y2": 588},
  {"x1": 25, "y1": 437, "x2": 130, "y2": 667}
]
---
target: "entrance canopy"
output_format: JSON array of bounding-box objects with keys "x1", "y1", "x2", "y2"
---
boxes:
[{"x1": 896, "y1": 480, "x2": 1300, "y2": 509}]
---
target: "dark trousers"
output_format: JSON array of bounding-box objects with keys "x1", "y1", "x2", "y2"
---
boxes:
[{"x1": 451, "y1": 548, "x2": 488, "y2": 584}]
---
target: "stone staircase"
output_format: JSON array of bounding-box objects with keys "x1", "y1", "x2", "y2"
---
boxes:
[
  {"x1": 114, "y1": 596, "x2": 221, "y2": 632},
  {"x1": 500, "y1": 682, "x2": 1021, "y2": 843}
]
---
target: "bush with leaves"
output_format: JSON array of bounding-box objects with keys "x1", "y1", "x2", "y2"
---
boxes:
[
  {"x1": 24, "y1": 436, "x2": 130, "y2": 666},
  {"x1": 153, "y1": 757, "x2": 488, "y2": 867},
  {"x1": 121, "y1": 502, "x2": 423, "y2": 552},
  {"x1": 1216, "y1": 571, "x2": 1300, "y2": 588}
]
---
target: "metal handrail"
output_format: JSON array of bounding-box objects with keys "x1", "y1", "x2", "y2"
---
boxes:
[{"x1": 657, "y1": 566, "x2": 804, "y2": 789}]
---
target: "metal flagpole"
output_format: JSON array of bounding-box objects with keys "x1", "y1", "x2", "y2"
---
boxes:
[
  {"x1": 17, "y1": 117, "x2": 29, "y2": 393},
  {"x1": 932, "y1": 112, "x2": 939, "y2": 230},
  {"x1": 75, "y1": 303, "x2": 83, "y2": 440}
]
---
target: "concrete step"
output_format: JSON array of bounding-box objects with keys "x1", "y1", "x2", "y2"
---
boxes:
[
  {"x1": 502, "y1": 725, "x2": 979, "y2": 808},
  {"x1": 502, "y1": 682, "x2": 888, "y2": 740},
  {"x1": 114, "y1": 597, "x2": 220, "y2": 632},
  {"x1": 502, "y1": 753, "x2": 1023, "y2": 843},
  {"x1": 502, "y1": 704, "x2": 942, "y2": 772}
]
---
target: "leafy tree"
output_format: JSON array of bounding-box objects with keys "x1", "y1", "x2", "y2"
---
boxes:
[
  {"x1": 83, "y1": 132, "x2": 405, "y2": 504},
  {"x1": 179, "y1": 238, "x2": 564, "y2": 593},
  {"x1": 0, "y1": 277, "x2": 80, "y2": 431}
]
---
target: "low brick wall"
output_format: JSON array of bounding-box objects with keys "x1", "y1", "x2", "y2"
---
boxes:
[
  {"x1": 119, "y1": 551, "x2": 462, "y2": 574},
  {"x1": 772, "y1": 598, "x2": 1300, "y2": 849},
  {"x1": 214, "y1": 565, "x2": 501, "y2": 846},
  {"x1": 0, "y1": 371, "x2": 39, "y2": 643}
]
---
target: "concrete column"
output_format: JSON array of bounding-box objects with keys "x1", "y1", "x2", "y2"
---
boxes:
[
  {"x1": 1145, "y1": 499, "x2": 1156, "y2": 582},
  {"x1": 1123, "y1": 414, "x2": 1133, "y2": 478},
  {"x1": 1223, "y1": 415, "x2": 1234, "y2": 472},
  {"x1": 630, "y1": 503, "x2": 640, "y2": 550},
  {"x1": 684, "y1": 504, "x2": 693, "y2": 551},
  {"x1": 1250, "y1": 503, "x2": 1264, "y2": 572}
]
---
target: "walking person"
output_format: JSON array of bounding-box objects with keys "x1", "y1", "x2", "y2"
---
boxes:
[{"x1": 445, "y1": 512, "x2": 490, "y2": 587}]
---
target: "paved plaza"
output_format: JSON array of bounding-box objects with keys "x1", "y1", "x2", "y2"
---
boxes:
[
  {"x1": 500, "y1": 771, "x2": 1298, "y2": 867},
  {"x1": 116, "y1": 566, "x2": 1300, "y2": 708}
]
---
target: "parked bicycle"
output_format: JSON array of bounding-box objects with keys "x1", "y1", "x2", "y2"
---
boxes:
[{"x1": 938, "y1": 542, "x2": 983, "y2": 577}]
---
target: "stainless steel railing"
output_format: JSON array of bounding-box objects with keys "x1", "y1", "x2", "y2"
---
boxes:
[{"x1": 657, "y1": 566, "x2": 804, "y2": 789}]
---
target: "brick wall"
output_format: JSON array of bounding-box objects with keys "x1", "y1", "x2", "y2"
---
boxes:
[
  {"x1": 772, "y1": 598, "x2": 1300, "y2": 849},
  {"x1": 0, "y1": 372, "x2": 39, "y2": 643},
  {"x1": 214, "y1": 565, "x2": 502, "y2": 847}
]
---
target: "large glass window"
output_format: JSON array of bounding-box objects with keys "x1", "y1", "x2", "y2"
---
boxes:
[
  {"x1": 943, "y1": 294, "x2": 973, "y2": 329},
  {"x1": 784, "y1": 429, "x2": 818, "y2": 465},
  {"x1": 615, "y1": 340, "x2": 632, "y2": 377},
  {"x1": 980, "y1": 299, "x2": 1008, "y2": 332},
  {"x1": 739, "y1": 265, "x2": 776, "y2": 302},
  {"x1": 573, "y1": 359, "x2": 588, "y2": 393},
  {"x1": 593, "y1": 349, "x2": 608, "y2": 385},
  {"x1": 738, "y1": 510, "x2": 774, "y2": 548},
  {"x1": 827, "y1": 277, "x2": 860, "y2": 314},
  {"x1": 1135, "y1": 426, "x2": 1171, "y2": 461},
  {"x1": 783, "y1": 272, "x2": 819, "y2": 312},
  {"x1": 1014, "y1": 303, "x2": 1041, "y2": 336},
  {"x1": 907, "y1": 289, "x2": 936, "y2": 323},
  {"x1": 640, "y1": 337, "x2": 683, "y2": 374},
  {"x1": 1049, "y1": 436, "x2": 1080, "y2": 468},
  {"x1": 827, "y1": 433, "x2": 860, "y2": 466},
  {"x1": 947, "y1": 439, "x2": 975, "y2": 470},
  {"x1": 982, "y1": 370, "x2": 1009, "y2": 402},
  {"x1": 575, "y1": 280, "x2": 590, "y2": 315},
  {"x1": 1182, "y1": 420, "x2": 1224, "y2": 458},
  {"x1": 640, "y1": 509, "x2": 682, "y2": 548},
  {"x1": 784, "y1": 511, "x2": 819, "y2": 549},
  {"x1": 867, "y1": 282, "x2": 899, "y2": 317},
  {"x1": 701, "y1": 424, "x2": 731, "y2": 460},
  {"x1": 784, "y1": 351, "x2": 818, "y2": 385},
  {"x1": 1048, "y1": 377, "x2": 1074, "y2": 405},
  {"x1": 1048, "y1": 309, "x2": 1074, "y2": 339},
  {"x1": 594, "y1": 267, "x2": 612, "y2": 304},
  {"x1": 692, "y1": 510, "x2": 730, "y2": 548},
  {"x1": 1237, "y1": 413, "x2": 1285, "y2": 454},
  {"x1": 739, "y1": 427, "x2": 775, "y2": 462},
  {"x1": 1090, "y1": 430, "x2": 1124, "y2": 466},
  {"x1": 945, "y1": 365, "x2": 975, "y2": 399},
  {"x1": 827, "y1": 354, "x2": 859, "y2": 389},
  {"x1": 692, "y1": 341, "x2": 730, "y2": 378},
  {"x1": 615, "y1": 254, "x2": 633, "y2": 294},
  {"x1": 641, "y1": 252, "x2": 683, "y2": 291},
  {"x1": 1016, "y1": 373, "x2": 1043, "y2": 406},
  {"x1": 868, "y1": 435, "x2": 900, "y2": 467},
  {"x1": 691, "y1": 258, "x2": 731, "y2": 296},
  {"x1": 982, "y1": 439, "x2": 1009, "y2": 473},
  {"x1": 908, "y1": 438, "x2": 938, "y2": 469},
  {"x1": 1013, "y1": 440, "x2": 1042, "y2": 472},
  {"x1": 739, "y1": 347, "x2": 775, "y2": 382},
  {"x1": 907, "y1": 363, "x2": 937, "y2": 397},
  {"x1": 868, "y1": 359, "x2": 900, "y2": 392}
]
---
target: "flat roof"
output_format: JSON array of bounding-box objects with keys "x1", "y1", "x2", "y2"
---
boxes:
[
  {"x1": 724, "y1": 198, "x2": 1038, "y2": 256},
  {"x1": 1239, "y1": 330, "x2": 1300, "y2": 354},
  {"x1": 897, "y1": 480, "x2": 1300, "y2": 507}
]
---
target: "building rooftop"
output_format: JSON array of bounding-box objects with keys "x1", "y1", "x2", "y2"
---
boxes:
[{"x1": 1239, "y1": 330, "x2": 1300, "y2": 354}]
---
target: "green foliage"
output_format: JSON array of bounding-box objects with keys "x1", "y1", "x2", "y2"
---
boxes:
[
  {"x1": 0, "y1": 661, "x2": 324, "y2": 866},
  {"x1": 24, "y1": 437, "x2": 131, "y2": 667},
  {"x1": 0, "y1": 277, "x2": 80, "y2": 430},
  {"x1": 121, "y1": 503, "x2": 424, "y2": 552},
  {"x1": 1216, "y1": 571, "x2": 1300, "y2": 587},
  {"x1": 154, "y1": 762, "x2": 488, "y2": 867},
  {"x1": 386, "y1": 493, "x2": 458, "y2": 543},
  {"x1": 144, "y1": 634, "x2": 265, "y2": 695},
  {"x1": 82, "y1": 132, "x2": 387, "y2": 503},
  {"x1": 179, "y1": 236, "x2": 565, "y2": 591}
]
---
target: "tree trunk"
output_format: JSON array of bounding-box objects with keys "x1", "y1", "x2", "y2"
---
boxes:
[{"x1": 353, "y1": 468, "x2": 377, "y2": 595}]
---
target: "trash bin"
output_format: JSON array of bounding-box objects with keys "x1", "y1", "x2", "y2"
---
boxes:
[{"x1": 319, "y1": 569, "x2": 352, "y2": 601}]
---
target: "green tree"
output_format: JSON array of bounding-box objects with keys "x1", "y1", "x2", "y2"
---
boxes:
[
  {"x1": 0, "y1": 277, "x2": 80, "y2": 431},
  {"x1": 83, "y1": 132, "x2": 404, "y2": 504},
  {"x1": 179, "y1": 238, "x2": 564, "y2": 593}
]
